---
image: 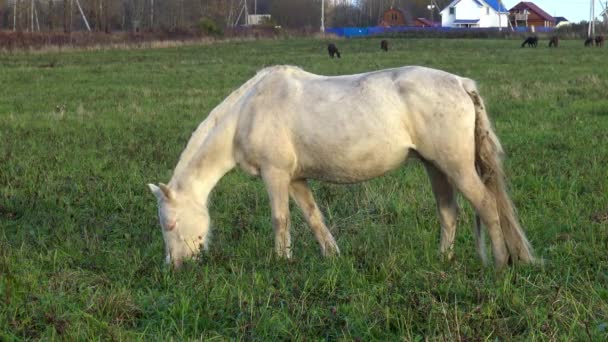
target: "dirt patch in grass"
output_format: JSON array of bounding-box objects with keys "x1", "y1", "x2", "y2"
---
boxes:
[{"x1": 591, "y1": 210, "x2": 608, "y2": 224}]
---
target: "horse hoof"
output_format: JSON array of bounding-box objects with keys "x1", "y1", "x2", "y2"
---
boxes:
[
  {"x1": 322, "y1": 241, "x2": 340, "y2": 257},
  {"x1": 275, "y1": 247, "x2": 292, "y2": 259},
  {"x1": 441, "y1": 251, "x2": 455, "y2": 262}
]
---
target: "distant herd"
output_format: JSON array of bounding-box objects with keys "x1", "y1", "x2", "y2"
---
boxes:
[
  {"x1": 520, "y1": 35, "x2": 604, "y2": 48},
  {"x1": 326, "y1": 36, "x2": 604, "y2": 58},
  {"x1": 327, "y1": 40, "x2": 388, "y2": 58}
]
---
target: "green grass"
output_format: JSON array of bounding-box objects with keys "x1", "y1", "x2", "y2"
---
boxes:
[{"x1": 1, "y1": 38, "x2": 607, "y2": 340}]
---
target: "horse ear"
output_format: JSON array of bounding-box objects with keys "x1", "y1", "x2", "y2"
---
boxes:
[
  {"x1": 148, "y1": 183, "x2": 174, "y2": 201},
  {"x1": 148, "y1": 183, "x2": 164, "y2": 201},
  {"x1": 159, "y1": 183, "x2": 174, "y2": 200}
]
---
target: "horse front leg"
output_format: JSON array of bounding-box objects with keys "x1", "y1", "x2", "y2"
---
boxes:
[
  {"x1": 262, "y1": 167, "x2": 292, "y2": 259},
  {"x1": 289, "y1": 180, "x2": 340, "y2": 257}
]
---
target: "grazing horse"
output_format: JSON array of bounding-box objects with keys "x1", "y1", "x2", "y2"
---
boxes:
[
  {"x1": 549, "y1": 36, "x2": 559, "y2": 48},
  {"x1": 584, "y1": 37, "x2": 594, "y2": 47},
  {"x1": 381, "y1": 39, "x2": 389, "y2": 52},
  {"x1": 521, "y1": 36, "x2": 538, "y2": 48},
  {"x1": 148, "y1": 65, "x2": 535, "y2": 269},
  {"x1": 595, "y1": 35, "x2": 604, "y2": 47},
  {"x1": 327, "y1": 43, "x2": 341, "y2": 58}
]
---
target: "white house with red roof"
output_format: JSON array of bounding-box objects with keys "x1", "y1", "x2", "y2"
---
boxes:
[{"x1": 440, "y1": 0, "x2": 509, "y2": 28}]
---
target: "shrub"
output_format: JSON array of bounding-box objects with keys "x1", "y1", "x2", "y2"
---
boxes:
[{"x1": 200, "y1": 18, "x2": 223, "y2": 36}]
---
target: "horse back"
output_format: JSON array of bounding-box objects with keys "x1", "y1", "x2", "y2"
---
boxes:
[{"x1": 233, "y1": 66, "x2": 476, "y2": 182}]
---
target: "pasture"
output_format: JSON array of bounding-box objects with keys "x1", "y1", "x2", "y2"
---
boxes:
[{"x1": 1, "y1": 38, "x2": 607, "y2": 339}]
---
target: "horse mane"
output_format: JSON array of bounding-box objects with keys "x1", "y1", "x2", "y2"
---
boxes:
[{"x1": 169, "y1": 66, "x2": 301, "y2": 185}]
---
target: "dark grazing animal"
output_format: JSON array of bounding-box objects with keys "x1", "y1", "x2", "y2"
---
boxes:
[
  {"x1": 380, "y1": 39, "x2": 389, "y2": 52},
  {"x1": 595, "y1": 35, "x2": 604, "y2": 47},
  {"x1": 327, "y1": 43, "x2": 341, "y2": 58},
  {"x1": 584, "y1": 37, "x2": 594, "y2": 47},
  {"x1": 521, "y1": 36, "x2": 538, "y2": 48},
  {"x1": 548, "y1": 36, "x2": 559, "y2": 47}
]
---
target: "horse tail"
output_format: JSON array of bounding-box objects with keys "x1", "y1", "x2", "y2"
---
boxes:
[{"x1": 462, "y1": 79, "x2": 535, "y2": 265}]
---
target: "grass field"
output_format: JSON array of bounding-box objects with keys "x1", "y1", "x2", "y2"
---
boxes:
[{"x1": 1, "y1": 38, "x2": 607, "y2": 340}]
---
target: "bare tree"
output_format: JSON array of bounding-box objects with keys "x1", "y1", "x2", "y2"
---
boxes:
[
  {"x1": 63, "y1": 0, "x2": 72, "y2": 32},
  {"x1": 354, "y1": 0, "x2": 447, "y2": 25},
  {"x1": 0, "y1": 0, "x2": 414, "y2": 32}
]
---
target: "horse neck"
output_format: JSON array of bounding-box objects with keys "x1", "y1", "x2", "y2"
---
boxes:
[
  {"x1": 171, "y1": 67, "x2": 274, "y2": 180},
  {"x1": 167, "y1": 67, "x2": 281, "y2": 205},
  {"x1": 171, "y1": 106, "x2": 227, "y2": 180},
  {"x1": 169, "y1": 116, "x2": 237, "y2": 206}
]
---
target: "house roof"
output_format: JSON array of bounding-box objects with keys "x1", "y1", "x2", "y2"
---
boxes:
[
  {"x1": 554, "y1": 16, "x2": 569, "y2": 24},
  {"x1": 510, "y1": 2, "x2": 555, "y2": 22},
  {"x1": 445, "y1": 0, "x2": 508, "y2": 13},
  {"x1": 483, "y1": 0, "x2": 508, "y2": 12},
  {"x1": 454, "y1": 19, "x2": 480, "y2": 24},
  {"x1": 383, "y1": 7, "x2": 407, "y2": 16},
  {"x1": 415, "y1": 18, "x2": 439, "y2": 26}
]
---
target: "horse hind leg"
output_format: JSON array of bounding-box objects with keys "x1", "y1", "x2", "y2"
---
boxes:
[
  {"x1": 450, "y1": 166, "x2": 509, "y2": 269},
  {"x1": 423, "y1": 161, "x2": 459, "y2": 261},
  {"x1": 261, "y1": 168, "x2": 292, "y2": 258},
  {"x1": 289, "y1": 180, "x2": 340, "y2": 256}
]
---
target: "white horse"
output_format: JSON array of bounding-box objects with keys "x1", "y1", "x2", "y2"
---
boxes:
[{"x1": 148, "y1": 65, "x2": 535, "y2": 269}]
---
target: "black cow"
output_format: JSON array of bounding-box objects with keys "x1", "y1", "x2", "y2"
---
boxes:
[
  {"x1": 521, "y1": 36, "x2": 538, "y2": 48},
  {"x1": 328, "y1": 43, "x2": 341, "y2": 58},
  {"x1": 549, "y1": 36, "x2": 559, "y2": 48},
  {"x1": 380, "y1": 40, "x2": 388, "y2": 52},
  {"x1": 595, "y1": 35, "x2": 604, "y2": 47},
  {"x1": 584, "y1": 37, "x2": 594, "y2": 47}
]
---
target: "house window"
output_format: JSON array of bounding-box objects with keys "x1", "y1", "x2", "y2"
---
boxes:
[{"x1": 449, "y1": 7, "x2": 455, "y2": 15}]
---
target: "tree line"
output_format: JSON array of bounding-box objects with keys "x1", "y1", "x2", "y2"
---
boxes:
[{"x1": 0, "y1": 0, "x2": 457, "y2": 32}]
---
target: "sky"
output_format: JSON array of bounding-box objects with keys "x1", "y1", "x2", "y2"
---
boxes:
[{"x1": 501, "y1": 0, "x2": 605, "y2": 23}]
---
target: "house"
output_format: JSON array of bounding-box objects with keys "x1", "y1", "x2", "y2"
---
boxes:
[
  {"x1": 439, "y1": 0, "x2": 508, "y2": 28},
  {"x1": 509, "y1": 2, "x2": 555, "y2": 29},
  {"x1": 246, "y1": 14, "x2": 272, "y2": 26},
  {"x1": 554, "y1": 17, "x2": 570, "y2": 28},
  {"x1": 413, "y1": 18, "x2": 439, "y2": 27},
  {"x1": 379, "y1": 7, "x2": 407, "y2": 27},
  {"x1": 440, "y1": 0, "x2": 509, "y2": 28}
]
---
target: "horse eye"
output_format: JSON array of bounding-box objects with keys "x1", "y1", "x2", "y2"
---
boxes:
[{"x1": 165, "y1": 220, "x2": 177, "y2": 231}]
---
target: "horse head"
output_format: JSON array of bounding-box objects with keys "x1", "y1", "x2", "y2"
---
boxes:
[{"x1": 148, "y1": 183, "x2": 210, "y2": 268}]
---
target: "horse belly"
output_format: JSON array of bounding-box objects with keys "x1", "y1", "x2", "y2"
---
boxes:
[
  {"x1": 236, "y1": 70, "x2": 416, "y2": 182},
  {"x1": 295, "y1": 132, "x2": 412, "y2": 183}
]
